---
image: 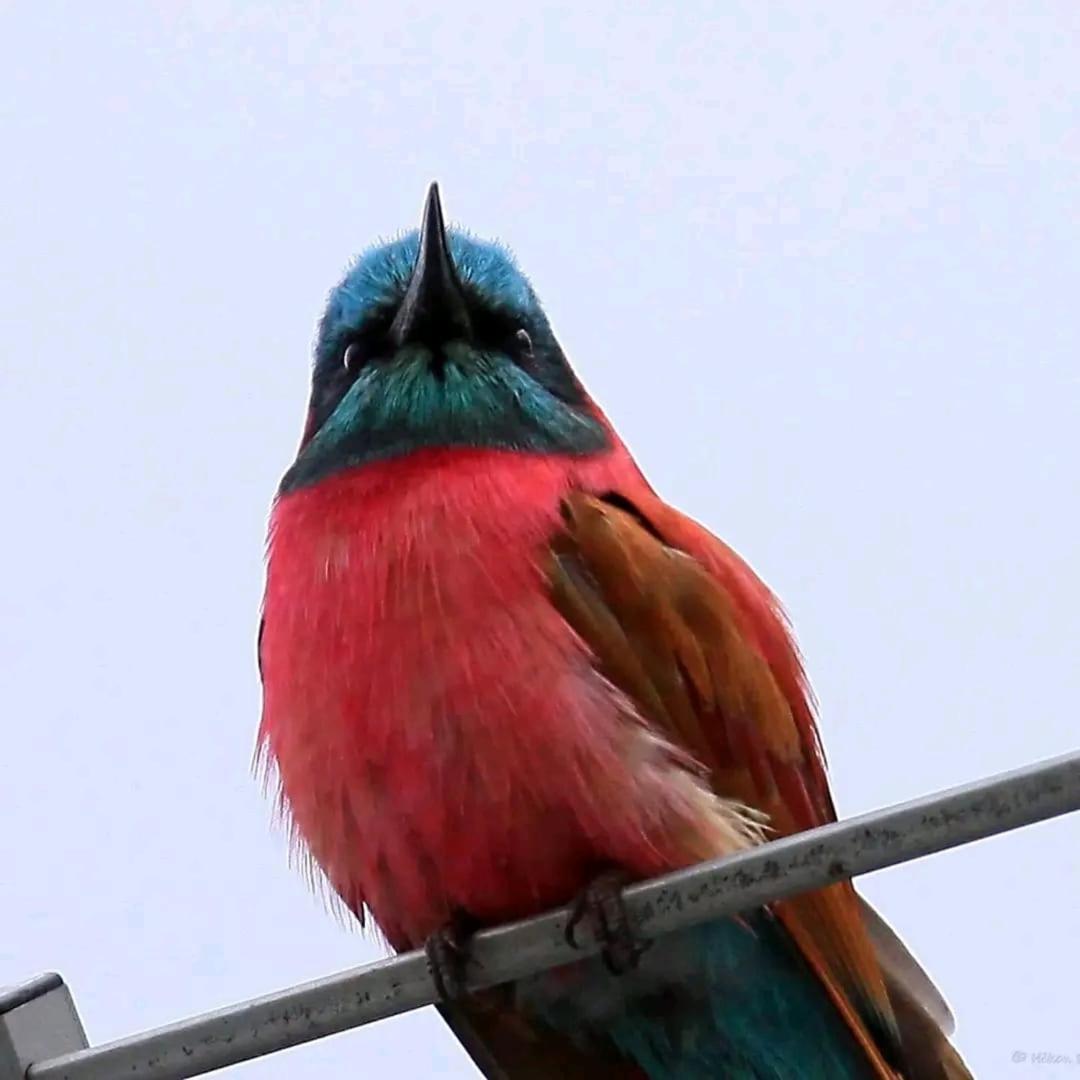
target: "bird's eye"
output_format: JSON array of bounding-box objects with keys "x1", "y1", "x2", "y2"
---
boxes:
[
  {"x1": 343, "y1": 343, "x2": 364, "y2": 374},
  {"x1": 515, "y1": 329, "x2": 533, "y2": 354}
]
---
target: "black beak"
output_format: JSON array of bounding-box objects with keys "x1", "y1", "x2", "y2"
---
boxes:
[{"x1": 389, "y1": 182, "x2": 472, "y2": 348}]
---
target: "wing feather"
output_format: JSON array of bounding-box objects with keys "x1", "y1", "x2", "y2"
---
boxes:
[{"x1": 549, "y1": 490, "x2": 971, "y2": 1079}]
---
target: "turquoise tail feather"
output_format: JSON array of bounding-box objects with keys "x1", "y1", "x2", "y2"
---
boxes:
[{"x1": 519, "y1": 911, "x2": 879, "y2": 1080}]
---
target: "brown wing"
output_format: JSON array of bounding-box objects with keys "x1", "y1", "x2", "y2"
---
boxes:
[{"x1": 547, "y1": 490, "x2": 972, "y2": 1080}]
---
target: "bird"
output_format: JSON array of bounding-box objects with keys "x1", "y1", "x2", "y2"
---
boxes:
[{"x1": 257, "y1": 183, "x2": 972, "y2": 1078}]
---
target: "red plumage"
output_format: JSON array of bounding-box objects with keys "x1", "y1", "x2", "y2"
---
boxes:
[
  {"x1": 260, "y1": 440, "x2": 757, "y2": 949},
  {"x1": 260, "y1": 429, "x2": 970, "y2": 1078}
]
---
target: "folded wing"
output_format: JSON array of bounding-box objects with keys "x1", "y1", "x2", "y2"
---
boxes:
[{"x1": 546, "y1": 490, "x2": 971, "y2": 1080}]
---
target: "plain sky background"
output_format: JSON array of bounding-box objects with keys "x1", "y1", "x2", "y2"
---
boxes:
[{"x1": 2, "y1": 4, "x2": 1078, "y2": 1078}]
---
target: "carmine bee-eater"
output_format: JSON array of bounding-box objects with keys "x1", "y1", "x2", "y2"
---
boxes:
[{"x1": 258, "y1": 184, "x2": 972, "y2": 1078}]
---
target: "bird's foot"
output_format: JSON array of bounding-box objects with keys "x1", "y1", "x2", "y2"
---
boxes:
[
  {"x1": 565, "y1": 869, "x2": 650, "y2": 974},
  {"x1": 424, "y1": 910, "x2": 476, "y2": 1001}
]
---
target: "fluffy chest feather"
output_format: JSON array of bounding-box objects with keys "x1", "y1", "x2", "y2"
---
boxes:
[{"x1": 259, "y1": 448, "x2": 715, "y2": 948}]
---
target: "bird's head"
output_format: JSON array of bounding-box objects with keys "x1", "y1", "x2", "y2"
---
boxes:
[{"x1": 280, "y1": 184, "x2": 611, "y2": 492}]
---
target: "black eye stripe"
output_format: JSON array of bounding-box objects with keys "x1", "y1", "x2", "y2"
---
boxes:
[{"x1": 334, "y1": 308, "x2": 538, "y2": 368}]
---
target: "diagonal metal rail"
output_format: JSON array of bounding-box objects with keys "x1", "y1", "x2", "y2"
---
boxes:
[{"x1": 14, "y1": 749, "x2": 1080, "y2": 1080}]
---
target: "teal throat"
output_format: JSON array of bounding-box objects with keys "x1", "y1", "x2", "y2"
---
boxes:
[{"x1": 282, "y1": 342, "x2": 608, "y2": 491}]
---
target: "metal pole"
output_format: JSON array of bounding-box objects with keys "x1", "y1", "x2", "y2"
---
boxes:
[
  {"x1": 28, "y1": 749, "x2": 1080, "y2": 1080},
  {"x1": 0, "y1": 976, "x2": 87, "y2": 1080}
]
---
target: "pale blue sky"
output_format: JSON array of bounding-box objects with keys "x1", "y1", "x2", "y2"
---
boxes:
[{"x1": 2, "y1": 4, "x2": 1078, "y2": 1077}]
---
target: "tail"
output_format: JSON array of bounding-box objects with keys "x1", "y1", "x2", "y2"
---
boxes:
[
  {"x1": 857, "y1": 897, "x2": 973, "y2": 1080},
  {"x1": 442, "y1": 914, "x2": 899, "y2": 1079}
]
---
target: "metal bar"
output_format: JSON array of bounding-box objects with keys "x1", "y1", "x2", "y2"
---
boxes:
[
  {"x1": 29, "y1": 749, "x2": 1080, "y2": 1080},
  {"x1": 1, "y1": 976, "x2": 87, "y2": 1080}
]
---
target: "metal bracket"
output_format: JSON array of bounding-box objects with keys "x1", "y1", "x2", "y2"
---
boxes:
[{"x1": 0, "y1": 976, "x2": 87, "y2": 1080}]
